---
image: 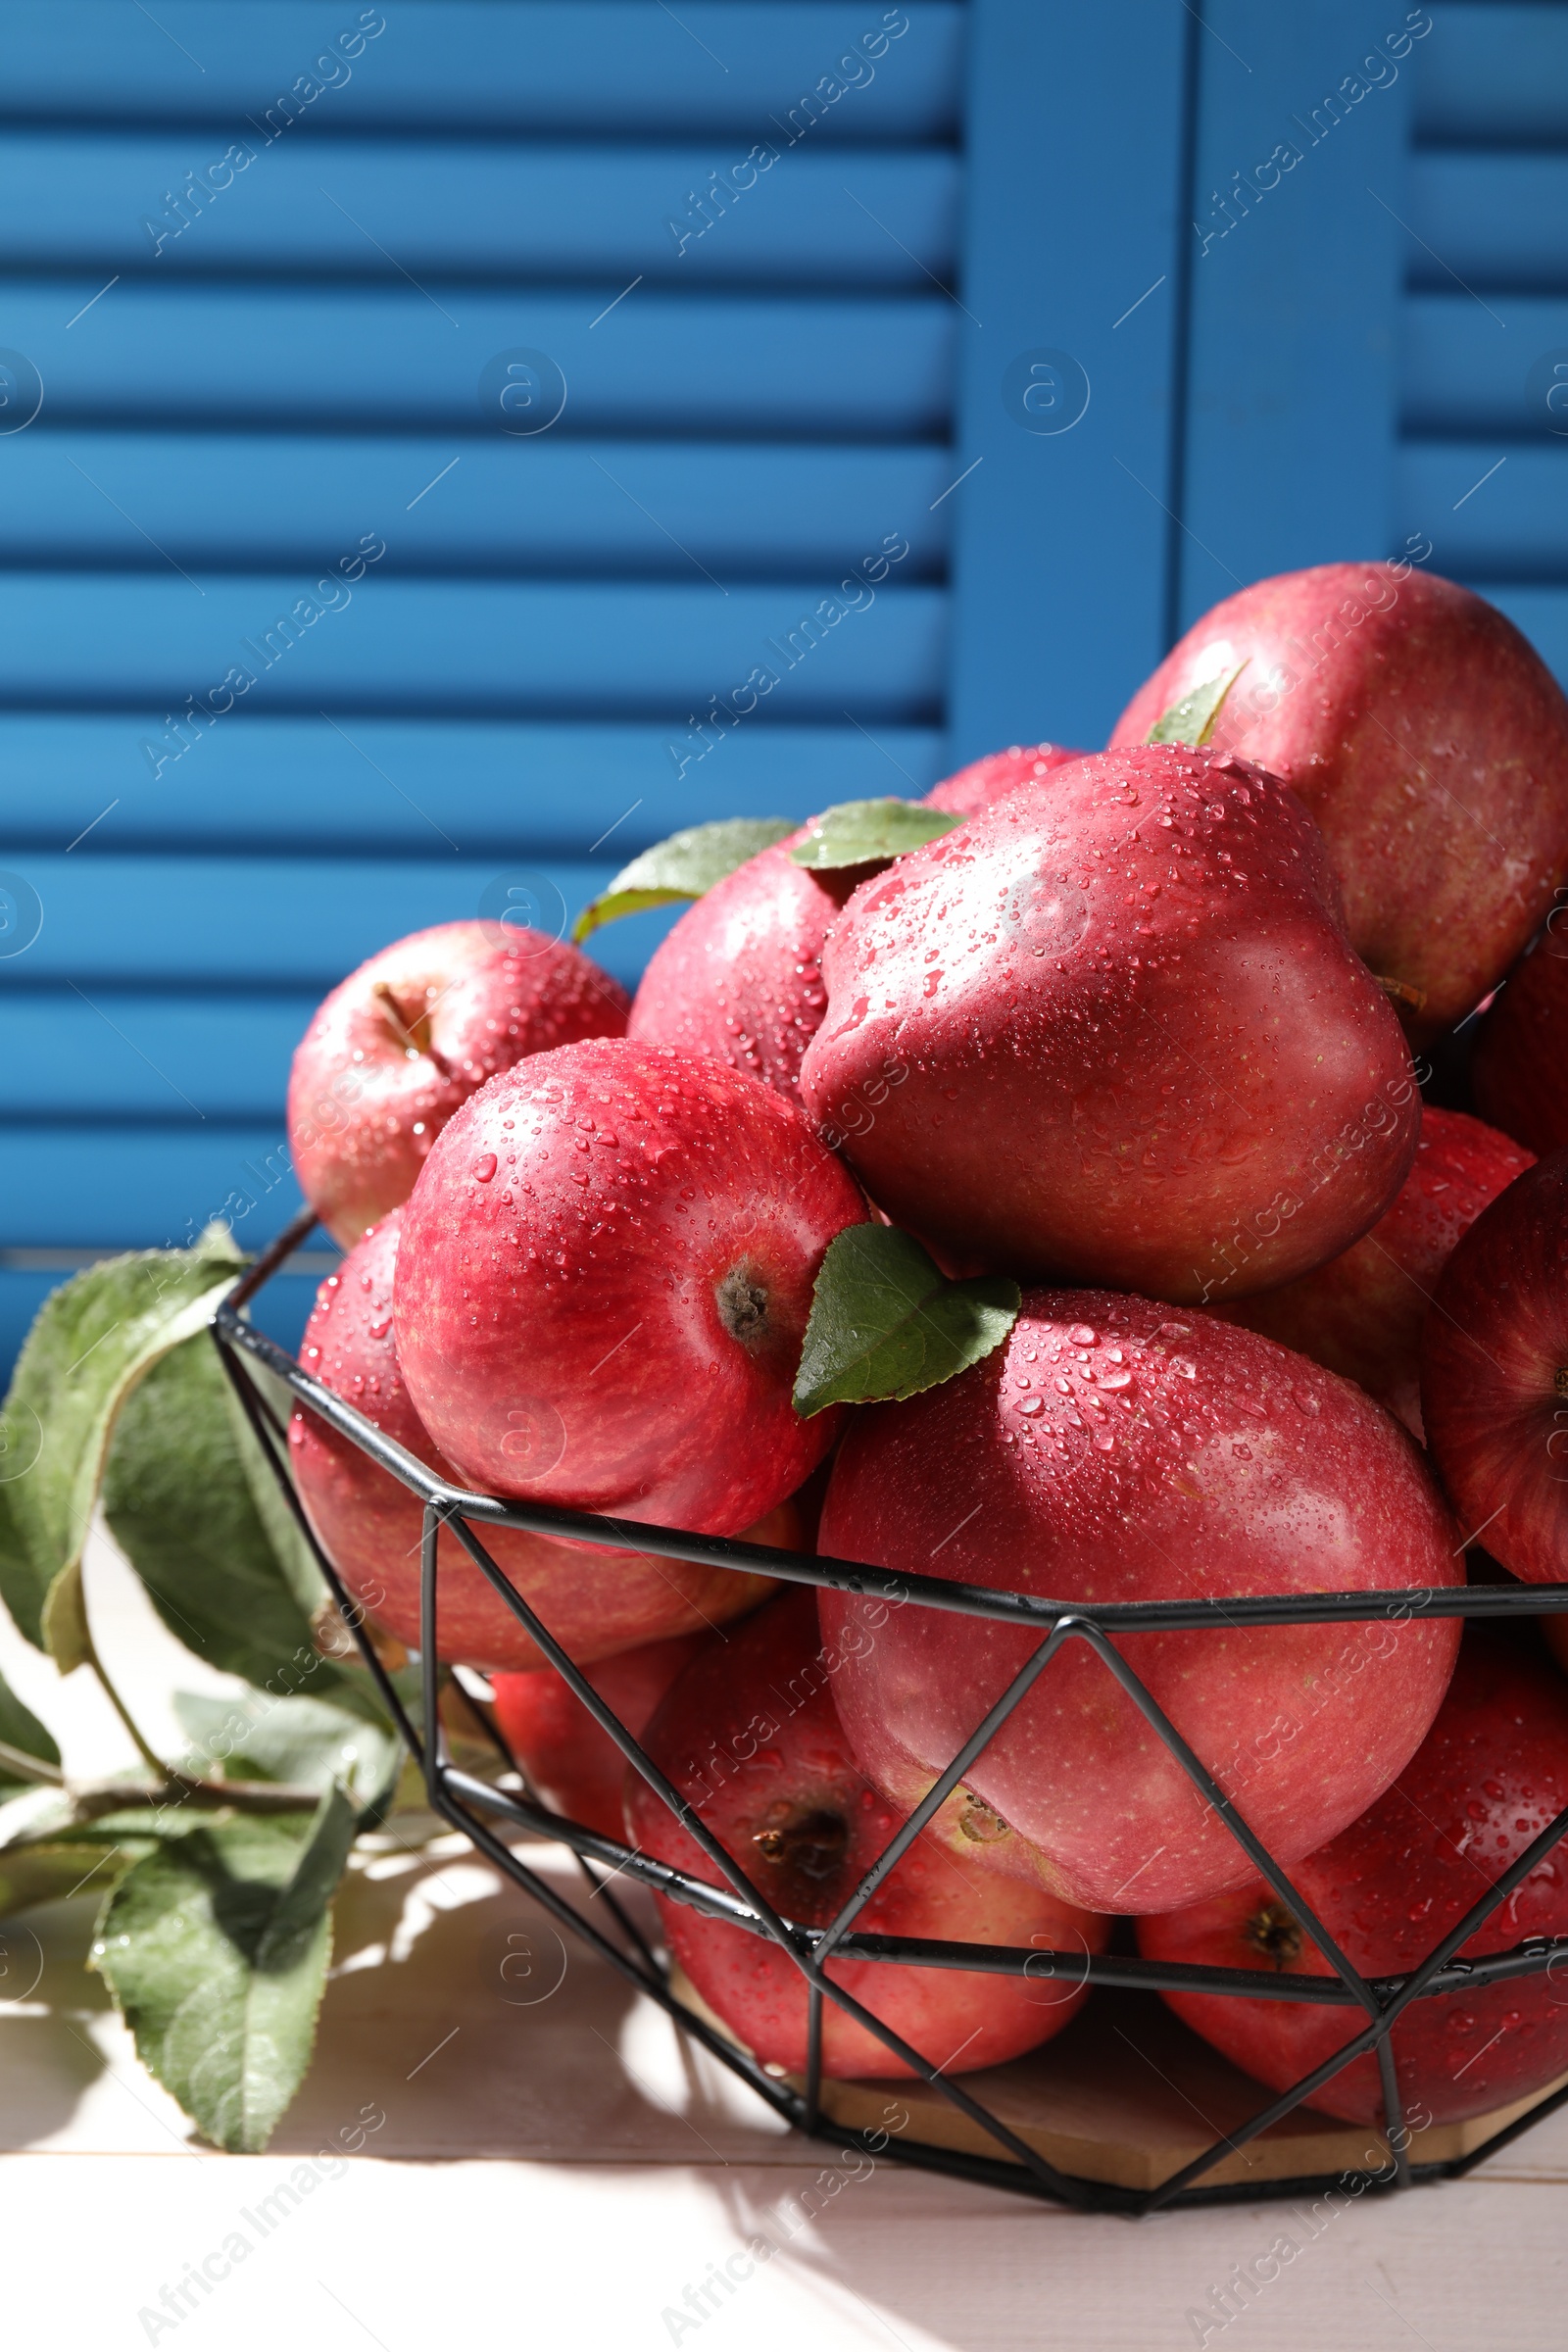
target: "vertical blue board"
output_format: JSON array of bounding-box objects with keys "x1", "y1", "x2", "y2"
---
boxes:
[
  {"x1": 1176, "y1": 1, "x2": 1412, "y2": 623},
  {"x1": 947, "y1": 0, "x2": 1193, "y2": 754}
]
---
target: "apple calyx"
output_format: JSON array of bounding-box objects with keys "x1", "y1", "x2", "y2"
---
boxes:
[
  {"x1": 786, "y1": 798, "x2": 958, "y2": 873},
  {"x1": 1245, "y1": 1901, "x2": 1304, "y2": 1969},
  {"x1": 752, "y1": 1805, "x2": 852, "y2": 1893},
  {"x1": 958, "y1": 1789, "x2": 1012, "y2": 1843},
  {"x1": 715, "y1": 1263, "x2": 772, "y2": 1349},
  {"x1": 1145, "y1": 660, "x2": 1249, "y2": 749},
  {"x1": 571, "y1": 816, "x2": 796, "y2": 942},
  {"x1": 370, "y1": 979, "x2": 454, "y2": 1078},
  {"x1": 793, "y1": 1224, "x2": 1020, "y2": 1415},
  {"x1": 1556, "y1": 1367, "x2": 1568, "y2": 1400}
]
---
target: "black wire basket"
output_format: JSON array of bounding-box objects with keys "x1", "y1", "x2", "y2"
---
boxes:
[{"x1": 213, "y1": 1207, "x2": 1568, "y2": 2217}]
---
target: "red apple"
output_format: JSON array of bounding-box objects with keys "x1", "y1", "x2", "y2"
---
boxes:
[
  {"x1": 626, "y1": 826, "x2": 846, "y2": 1107},
  {"x1": 921, "y1": 743, "x2": 1086, "y2": 817},
  {"x1": 491, "y1": 1631, "x2": 710, "y2": 1838},
  {"x1": 1138, "y1": 1629, "x2": 1568, "y2": 2127},
  {"x1": 626, "y1": 1589, "x2": 1108, "y2": 2079},
  {"x1": 289, "y1": 1209, "x2": 786, "y2": 1671},
  {"x1": 1473, "y1": 932, "x2": 1568, "y2": 1158},
  {"x1": 815, "y1": 1293, "x2": 1462, "y2": 1916},
  {"x1": 395, "y1": 1038, "x2": 866, "y2": 1531},
  {"x1": 1216, "y1": 1107, "x2": 1534, "y2": 1439},
  {"x1": 799, "y1": 747, "x2": 1419, "y2": 1302},
  {"x1": 289, "y1": 920, "x2": 629, "y2": 1246},
  {"x1": 1110, "y1": 564, "x2": 1568, "y2": 1042},
  {"x1": 1422, "y1": 1150, "x2": 1568, "y2": 1582}
]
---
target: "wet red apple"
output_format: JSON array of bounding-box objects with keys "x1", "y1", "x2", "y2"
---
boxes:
[
  {"x1": 800, "y1": 747, "x2": 1419, "y2": 1302},
  {"x1": 492, "y1": 1631, "x2": 710, "y2": 1838},
  {"x1": 815, "y1": 1292, "x2": 1462, "y2": 1917},
  {"x1": 1422, "y1": 1150, "x2": 1568, "y2": 1582},
  {"x1": 1139, "y1": 1630, "x2": 1568, "y2": 2127},
  {"x1": 395, "y1": 1039, "x2": 866, "y2": 1531},
  {"x1": 1111, "y1": 564, "x2": 1568, "y2": 1042},
  {"x1": 289, "y1": 1209, "x2": 784, "y2": 1671},
  {"x1": 921, "y1": 742, "x2": 1085, "y2": 817},
  {"x1": 626, "y1": 825, "x2": 844, "y2": 1106},
  {"x1": 1217, "y1": 1107, "x2": 1534, "y2": 1438},
  {"x1": 289, "y1": 920, "x2": 628, "y2": 1246},
  {"x1": 627, "y1": 1589, "x2": 1108, "y2": 2079},
  {"x1": 1473, "y1": 932, "x2": 1568, "y2": 1158}
]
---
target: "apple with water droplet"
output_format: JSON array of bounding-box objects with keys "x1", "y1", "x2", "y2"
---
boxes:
[
  {"x1": 289, "y1": 920, "x2": 628, "y2": 1246},
  {"x1": 395, "y1": 1038, "x2": 866, "y2": 1533},
  {"x1": 814, "y1": 1293, "x2": 1462, "y2": 1916},
  {"x1": 1138, "y1": 1630, "x2": 1568, "y2": 2126},
  {"x1": 289, "y1": 1208, "x2": 787, "y2": 1670},
  {"x1": 800, "y1": 746, "x2": 1419, "y2": 1302},
  {"x1": 627, "y1": 1588, "x2": 1108, "y2": 2079},
  {"x1": 1473, "y1": 933, "x2": 1568, "y2": 1158},
  {"x1": 921, "y1": 742, "x2": 1086, "y2": 817},
  {"x1": 1216, "y1": 1106, "x2": 1533, "y2": 1438},
  {"x1": 1110, "y1": 564, "x2": 1568, "y2": 1042}
]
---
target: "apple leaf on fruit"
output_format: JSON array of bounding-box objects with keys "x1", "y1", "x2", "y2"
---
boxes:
[
  {"x1": 794, "y1": 1226, "x2": 1020, "y2": 1416},
  {"x1": 571, "y1": 816, "x2": 796, "y2": 942},
  {"x1": 102, "y1": 1334, "x2": 348, "y2": 1701},
  {"x1": 0, "y1": 1231, "x2": 246, "y2": 1660},
  {"x1": 1145, "y1": 661, "x2": 1250, "y2": 749},
  {"x1": 91, "y1": 1785, "x2": 358, "y2": 2153},
  {"x1": 787, "y1": 799, "x2": 958, "y2": 872}
]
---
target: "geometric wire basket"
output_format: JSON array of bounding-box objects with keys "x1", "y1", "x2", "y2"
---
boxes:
[{"x1": 212, "y1": 1207, "x2": 1568, "y2": 2215}]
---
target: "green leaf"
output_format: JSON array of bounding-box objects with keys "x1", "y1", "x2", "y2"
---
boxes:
[
  {"x1": 101, "y1": 1335, "x2": 348, "y2": 1702},
  {"x1": 0, "y1": 1661, "x2": 60, "y2": 1787},
  {"x1": 215, "y1": 1354, "x2": 331, "y2": 1627},
  {"x1": 571, "y1": 816, "x2": 795, "y2": 942},
  {"x1": 0, "y1": 1842, "x2": 137, "y2": 1918},
  {"x1": 793, "y1": 1226, "x2": 1021, "y2": 1416},
  {"x1": 1145, "y1": 661, "x2": 1250, "y2": 748},
  {"x1": 173, "y1": 1691, "x2": 401, "y2": 1814},
  {"x1": 0, "y1": 1233, "x2": 245, "y2": 1655},
  {"x1": 787, "y1": 798, "x2": 958, "y2": 871},
  {"x1": 91, "y1": 1785, "x2": 357, "y2": 2152}
]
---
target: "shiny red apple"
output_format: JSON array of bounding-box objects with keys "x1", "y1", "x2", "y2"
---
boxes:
[
  {"x1": 1422, "y1": 1150, "x2": 1568, "y2": 1582},
  {"x1": 289, "y1": 919, "x2": 628, "y2": 1246},
  {"x1": 1474, "y1": 932, "x2": 1568, "y2": 1158},
  {"x1": 627, "y1": 1589, "x2": 1108, "y2": 2079},
  {"x1": 921, "y1": 742, "x2": 1086, "y2": 817},
  {"x1": 799, "y1": 747, "x2": 1419, "y2": 1302},
  {"x1": 1217, "y1": 1107, "x2": 1534, "y2": 1438},
  {"x1": 491, "y1": 1630, "x2": 710, "y2": 1838},
  {"x1": 815, "y1": 1292, "x2": 1462, "y2": 1917},
  {"x1": 395, "y1": 1038, "x2": 866, "y2": 1531},
  {"x1": 1110, "y1": 564, "x2": 1568, "y2": 1042},
  {"x1": 289, "y1": 1209, "x2": 785, "y2": 1671},
  {"x1": 1139, "y1": 1630, "x2": 1568, "y2": 2127}
]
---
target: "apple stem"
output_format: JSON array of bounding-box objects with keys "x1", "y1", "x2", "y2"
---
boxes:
[
  {"x1": 1374, "y1": 973, "x2": 1429, "y2": 1014},
  {"x1": 371, "y1": 980, "x2": 455, "y2": 1078}
]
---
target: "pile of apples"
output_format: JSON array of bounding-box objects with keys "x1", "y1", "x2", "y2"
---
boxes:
[{"x1": 284, "y1": 563, "x2": 1568, "y2": 2132}]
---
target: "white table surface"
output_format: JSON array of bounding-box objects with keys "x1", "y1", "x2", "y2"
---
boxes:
[{"x1": 4, "y1": 1533, "x2": 1566, "y2": 2350}]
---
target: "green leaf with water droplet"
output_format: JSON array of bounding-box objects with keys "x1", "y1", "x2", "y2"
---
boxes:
[
  {"x1": 571, "y1": 816, "x2": 796, "y2": 942},
  {"x1": 787, "y1": 798, "x2": 958, "y2": 872},
  {"x1": 1145, "y1": 661, "x2": 1250, "y2": 748},
  {"x1": 794, "y1": 1226, "x2": 1020, "y2": 1416},
  {"x1": 91, "y1": 1784, "x2": 357, "y2": 2152}
]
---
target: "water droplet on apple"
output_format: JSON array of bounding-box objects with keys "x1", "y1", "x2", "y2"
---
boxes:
[{"x1": 473, "y1": 1153, "x2": 498, "y2": 1183}]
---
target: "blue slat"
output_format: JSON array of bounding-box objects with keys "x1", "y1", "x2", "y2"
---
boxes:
[
  {"x1": 4, "y1": 995, "x2": 316, "y2": 1119},
  {"x1": 1176, "y1": 1, "x2": 1409, "y2": 620},
  {"x1": 0, "y1": 432, "x2": 950, "y2": 579},
  {"x1": 0, "y1": 280, "x2": 955, "y2": 439},
  {"x1": 1397, "y1": 443, "x2": 1568, "y2": 585},
  {"x1": 0, "y1": 1129, "x2": 307, "y2": 1246},
  {"x1": 1401, "y1": 293, "x2": 1568, "y2": 436},
  {"x1": 0, "y1": 576, "x2": 947, "y2": 719},
  {"x1": 0, "y1": 134, "x2": 958, "y2": 286},
  {"x1": 0, "y1": 715, "x2": 947, "y2": 855},
  {"x1": 0, "y1": 855, "x2": 693, "y2": 990},
  {"x1": 1415, "y1": 4, "x2": 1568, "y2": 144},
  {"x1": 945, "y1": 0, "x2": 1189, "y2": 751},
  {"x1": 0, "y1": 4, "x2": 963, "y2": 141},
  {"x1": 1406, "y1": 154, "x2": 1568, "y2": 294}
]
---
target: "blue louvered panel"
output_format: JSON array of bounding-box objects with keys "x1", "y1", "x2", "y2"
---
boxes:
[
  {"x1": 1399, "y1": 6, "x2": 1568, "y2": 644},
  {"x1": 0, "y1": 0, "x2": 966, "y2": 1370}
]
